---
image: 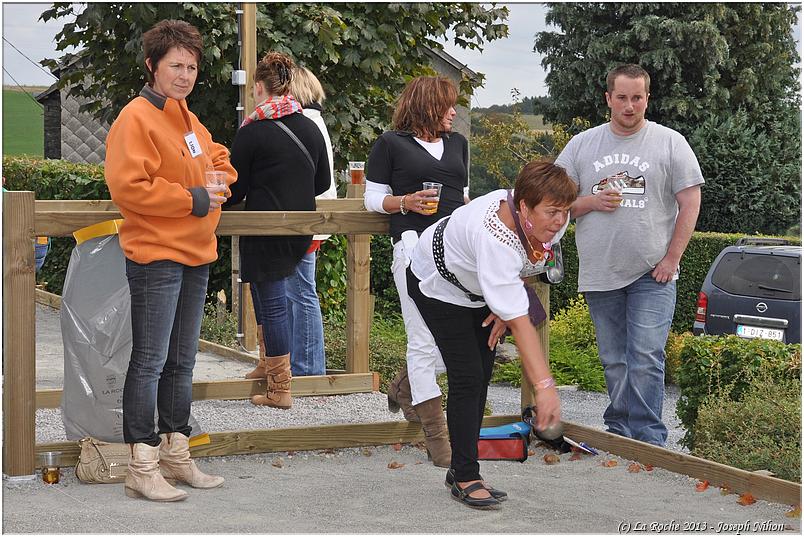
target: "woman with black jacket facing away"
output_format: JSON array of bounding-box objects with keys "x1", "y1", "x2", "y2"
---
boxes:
[{"x1": 225, "y1": 52, "x2": 330, "y2": 409}]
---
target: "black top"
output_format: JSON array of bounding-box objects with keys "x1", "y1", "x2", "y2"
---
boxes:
[
  {"x1": 366, "y1": 130, "x2": 468, "y2": 242},
  {"x1": 224, "y1": 112, "x2": 330, "y2": 282}
]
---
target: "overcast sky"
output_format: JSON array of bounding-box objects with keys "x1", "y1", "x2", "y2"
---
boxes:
[{"x1": 2, "y1": 2, "x2": 800, "y2": 107}]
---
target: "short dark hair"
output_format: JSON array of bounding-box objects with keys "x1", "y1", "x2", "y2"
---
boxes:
[
  {"x1": 513, "y1": 159, "x2": 577, "y2": 210},
  {"x1": 142, "y1": 20, "x2": 202, "y2": 85},
  {"x1": 254, "y1": 51, "x2": 296, "y2": 96},
  {"x1": 606, "y1": 64, "x2": 650, "y2": 94},
  {"x1": 392, "y1": 76, "x2": 458, "y2": 139}
]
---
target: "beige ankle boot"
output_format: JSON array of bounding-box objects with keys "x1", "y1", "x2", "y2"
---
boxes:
[
  {"x1": 159, "y1": 432, "x2": 224, "y2": 489},
  {"x1": 414, "y1": 396, "x2": 451, "y2": 468},
  {"x1": 125, "y1": 443, "x2": 188, "y2": 501},
  {"x1": 245, "y1": 326, "x2": 268, "y2": 379},
  {"x1": 387, "y1": 366, "x2": 420, "y2": 423},
  {"x1": 251, "y1": 354, "x2": 292, "y2": 409}
]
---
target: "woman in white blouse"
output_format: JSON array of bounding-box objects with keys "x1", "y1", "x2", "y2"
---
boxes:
[{"x1": 406, "y1": 160, "x2": 575, "y2": 510}]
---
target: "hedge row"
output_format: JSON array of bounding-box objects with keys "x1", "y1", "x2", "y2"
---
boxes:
[
  {"x1": 674, "y1": 334, "x2": 801, "y2": 450},
  {"x1": 550, "y1": 226, "x2": 801, "y2": 333}
]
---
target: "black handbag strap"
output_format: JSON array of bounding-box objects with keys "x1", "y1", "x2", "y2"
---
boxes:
[
  {"x1": 432, "y1": 217, "x2": 484, "y2": 302},
  {"x1": 272, "y1": 119, "x2": 315, "y2": 173}
]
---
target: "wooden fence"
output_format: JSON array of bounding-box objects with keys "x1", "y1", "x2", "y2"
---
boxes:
[{"x1": 3, "y1": 189, "x2": 798, "y2": 508}]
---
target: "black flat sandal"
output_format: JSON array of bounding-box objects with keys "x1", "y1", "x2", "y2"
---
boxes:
[
  {"x1": 445, "y1": 468, "x2": 508, "y2": 502},
  {"x1": 450, "y1": 481, "x2": 501, "y2": 510}
]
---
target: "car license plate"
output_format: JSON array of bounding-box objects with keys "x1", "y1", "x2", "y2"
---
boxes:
[{"x1": 736, "y1": 325, "x2": 784, "y2": 341}]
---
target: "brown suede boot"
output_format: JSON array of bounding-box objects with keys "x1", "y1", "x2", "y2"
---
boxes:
[
  {"x1": 124, "y1": 443, "x2": 188, "y2": 502},
  {"x1": 414, "y1": 396, "x2": 451, "y2": 468},
  {"x1": 159, "y1": 432, "x2": 224, "y2": 489},
  {"x1": 245, "y1": 325, "x2": 268, "y2": 380},
  {"x1": 387, "y1": 366, "x2": 420, "y2": 423},
  {"x1": 251, "y1": 353, "x2": 292, "y2": 409}
]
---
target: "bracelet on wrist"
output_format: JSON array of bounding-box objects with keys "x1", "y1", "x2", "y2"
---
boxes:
[
  {"x1": 400, "y1": 195, "x2": 409, "y2": 215},
  {"x1": 535, "y1": 376, "x2": 556, "y2": 391}
]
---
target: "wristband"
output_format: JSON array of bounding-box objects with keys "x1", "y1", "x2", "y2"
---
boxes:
[
  {"x1": 400, "y1": 195, "x2": 409, "y2": 215},
  {"x1": 535, "y1": 376, "x2": 556, "y2": 391}
]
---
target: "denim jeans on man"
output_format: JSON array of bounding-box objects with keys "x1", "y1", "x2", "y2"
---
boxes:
[
  {"x1": 122, "y1": 259, "x2": 208, "y2": 446},
  {"x1": 285, "y1": 251, "x2": 326, "y2": 376},
  {"x1": 250, "y1": 278, "x2": 291, "y2": 357},
  {"x1": 584, "y1": 272, "x2": 676, "y2": 446}
]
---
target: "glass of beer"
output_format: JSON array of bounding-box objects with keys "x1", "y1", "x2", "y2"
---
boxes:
[
  {"x1": 422, "y1": 181, "x2": 442, "y2": 215},
  {"x1": 349, "y1": 161, "x2": 365, "y2": 184}
]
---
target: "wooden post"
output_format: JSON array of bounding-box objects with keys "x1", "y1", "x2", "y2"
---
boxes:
[
  {"x1": 345, "y1": 183, "x2": 370, "y2": 374},
  {"x1": 521, "y1": 279, "x2": 550, "y2": 411},
  {"x1": 3, "y1": 191, "x2": 37, "y2": 476},
  {"x1": 233, "y1": 3, "x2": 258, "y2": 351}
]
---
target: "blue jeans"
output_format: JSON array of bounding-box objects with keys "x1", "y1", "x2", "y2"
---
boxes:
[
  {"x1": 122, "y1": 259, "x2": 209, "y2": 446},
  {"x1": 251, "y1": 278, "x2": 291, "y2": 357},
  {"x1": 286, "y1": 251, "x2": 326, "y2": 376},
  {"x1": 34, "y1": 238, "x2": 50, "y2": 272},
  {"x1": 584, "y1": 272, "x2": 676, "y2": 446}
]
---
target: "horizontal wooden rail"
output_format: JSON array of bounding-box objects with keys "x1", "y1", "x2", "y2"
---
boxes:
[
  {"x1": 36, "y1": 373, "x2": 377, "y2": 409},
  {"x1": 562, "y1": 422, "x2": 801, "y2": 506},
  {"x1": 35, "y1": 415, "x2": 516, "y2": 467},
  {"x1": 34, "y1": 198, "x2": 366, "y2": 212},
  {"x1": 36, "y1": 210, "x2": 389, "y2": 237}
]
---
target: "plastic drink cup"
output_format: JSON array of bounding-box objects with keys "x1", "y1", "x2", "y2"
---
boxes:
[
  {"x1": 41, "y1": 451, "x2": 61, "y2": 484},
  {"x1": 349, "y1": 161, "x2": 365, "y2": 184},
  {"x1": 205, "y1": 170, "x2": 226, "y2": 187},
  {"x1": 422, "y1": 181, "x2": 442, "y2": 215},
  {"x1": 205, "y1": 170, "x2": 226, "y2": 210}
]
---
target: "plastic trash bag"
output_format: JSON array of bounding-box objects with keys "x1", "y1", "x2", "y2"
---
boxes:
[{"x1": 60, "y1": 225, "x2": 205, "y2": 443}]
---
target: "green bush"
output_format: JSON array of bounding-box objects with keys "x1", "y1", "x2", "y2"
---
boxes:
[
  {"x1": 664, "y1": 331, "x2": 693, "y2": 385},
  {"x1": 550, "y1": 294, "x2": 597, "y2": 351},
  {"x1": 199, "y1": 301, "x2": 238, "y2": 348},
  {"x1": 317, "y1": 235, "x2": 348, "y2": 321},
  {"x1": 693, "y1": 373, "x2": 801, "y2": 482},
  {"x1": 491, "y1": 294, "x2": 605, "y2": 392},
  {"x1": 324, "y1": 313, "x2": 408, "y2": 394},
  {"x1": 675, "y1": 335, "x2": 801, "y2": 449},
  {"x1": 687, "y1": 108, "x2": 801, "y2": 236}
]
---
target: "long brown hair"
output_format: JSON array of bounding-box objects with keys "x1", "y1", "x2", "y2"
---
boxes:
[
  {"x1": 392, "y1": 76, "x2": 457, "y2": 139},
  {"x1": 254, "y1": 51, "x2": 295, "y2": 96}
]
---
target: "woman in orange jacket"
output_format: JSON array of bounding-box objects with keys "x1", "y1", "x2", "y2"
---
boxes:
[{"x1": 104, "y1": 19, "x2": 235, "y2": 503}]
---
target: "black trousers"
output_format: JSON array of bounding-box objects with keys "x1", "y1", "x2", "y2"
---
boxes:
[{"x1": 406, "y1": 268, "x2": 495, "y2": 482}]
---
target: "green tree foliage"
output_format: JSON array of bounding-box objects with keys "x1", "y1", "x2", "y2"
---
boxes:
[
  {"x1": 41, "y1": 2, "x2": 508, "y2": 160},
  {"x1": 533, "y1": 3, "x2": 801, "y2": 132},
  {"x1": 686, "y1": 110, "x2": 801, "y2": 235}
]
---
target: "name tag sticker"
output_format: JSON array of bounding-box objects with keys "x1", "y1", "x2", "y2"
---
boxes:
[{"x1": 184, "y1": 131, "x2": 203, "y2": 158}]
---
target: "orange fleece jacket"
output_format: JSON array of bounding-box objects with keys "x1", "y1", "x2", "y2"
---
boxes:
[{"x1": 105, "y1": 92, "x2": 236, "y2": 266}]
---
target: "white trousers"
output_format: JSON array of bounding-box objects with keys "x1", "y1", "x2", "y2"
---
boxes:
[{"x1": 391, "y1": 240, "x2": 446, "y2": 405}]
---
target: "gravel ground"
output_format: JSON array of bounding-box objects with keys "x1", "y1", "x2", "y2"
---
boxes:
[{"x1": 8, "y1": 305, "x2": 798, "y2": 533}]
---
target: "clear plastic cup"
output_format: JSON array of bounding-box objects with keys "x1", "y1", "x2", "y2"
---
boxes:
[{"x1": 422, "y1": 181, "x2": 442, "y2": 215}]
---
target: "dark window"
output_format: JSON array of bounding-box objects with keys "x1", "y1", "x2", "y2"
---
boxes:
[{"x1": 712, "y1": 252, "x2": 801, "y2": 300}]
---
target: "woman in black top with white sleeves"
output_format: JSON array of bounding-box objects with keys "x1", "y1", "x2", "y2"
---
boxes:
[
  {"x1": 224, "y1": 52, "x2": 330, "y2": 410},
  {"x1": 364, "y1": 76, "x2": 468, "y2": 467}
]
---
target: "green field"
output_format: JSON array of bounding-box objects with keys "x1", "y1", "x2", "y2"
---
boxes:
[{"x1": 3, "y1": 88, "x2": 46, "y2": 157}]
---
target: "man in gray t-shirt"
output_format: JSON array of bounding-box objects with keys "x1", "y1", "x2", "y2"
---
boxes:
[{"x1": 555, "y1": 64, "x2": 703, "y2": 446}]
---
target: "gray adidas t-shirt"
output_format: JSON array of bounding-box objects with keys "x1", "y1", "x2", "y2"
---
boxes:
[{"x1": 555, "y1": 121, "x2": 704, "y2": 292}]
